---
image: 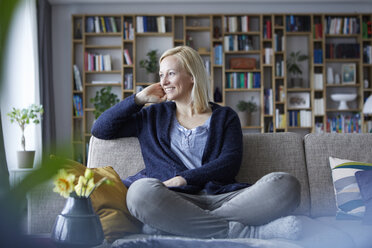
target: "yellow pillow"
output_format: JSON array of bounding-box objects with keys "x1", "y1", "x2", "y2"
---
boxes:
[{"x1": 62, "y1": 159, "x2": 141, "y2": 243}]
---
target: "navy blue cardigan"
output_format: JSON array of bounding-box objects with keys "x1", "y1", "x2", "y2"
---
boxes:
[{"x1": 91, "y1": 94, "x2": 250, "y2": 194}]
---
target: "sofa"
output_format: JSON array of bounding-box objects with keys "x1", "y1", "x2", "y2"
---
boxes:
[{"x1": 28, "y1": 132, "x2": 372, "y2": 247}]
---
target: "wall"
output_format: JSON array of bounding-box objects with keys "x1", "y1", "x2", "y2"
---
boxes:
[{"x1": 51, "y1": 1, "x2": 372, "y2": 153}]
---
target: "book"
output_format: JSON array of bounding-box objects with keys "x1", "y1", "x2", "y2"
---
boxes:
[
  {"x1": 314, "y1": 73, "x2": 323, "y2": 90},
  {"x1": 94, "y1": 16, "x2": 101, "y2": 33},
  {"x1": 110, "y1": 17, "x2": 118, "y2": 32},
  {"x1": 123, "y1": 49, "x2": 133, "y2": 65},
  {"x1": 124, "y1": 73, "x2": 133, "y2": 89},
  {"x1": 73, "y1": 65, "x2": 83, "y2": 91},
  {"x1": 86, "y1": 17, "x2": 94, "y2": 32}
]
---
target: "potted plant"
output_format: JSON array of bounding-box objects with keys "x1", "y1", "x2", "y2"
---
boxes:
[
  {"x1": 236, "y1": 97, "x2": 258, "y2": 127},
  {"x1": 286, "y1": 50, "x2": 309, "y2": 88},
  {"x1": 7, "y1": 104, "x2": 44, "y2": 168},
  {"x1": 90, "y1": 86, "x2": 119, "y2": 119},
  {"x1": 139, "y1": 49, "x2": 159, "y2": 82}
]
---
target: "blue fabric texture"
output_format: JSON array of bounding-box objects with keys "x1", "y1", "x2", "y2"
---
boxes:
[
  {"x1": 92, "y1": 94, "x2": 249, "y2": 195},
  {"x1": 355, "y1": 170, "x2": 372, "y2": 225}
]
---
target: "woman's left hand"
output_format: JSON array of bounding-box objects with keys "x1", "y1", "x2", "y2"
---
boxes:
[{"x1": 163, "y1": 176, "x2": 187, "y2": 187}]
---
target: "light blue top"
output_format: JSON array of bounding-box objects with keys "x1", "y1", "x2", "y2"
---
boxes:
[{"x1": 169, "y1": 113, "x2": 211, "y2": 170}]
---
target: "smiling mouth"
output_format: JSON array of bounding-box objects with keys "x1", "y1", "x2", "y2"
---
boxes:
[{"x1": 164, "y1": 87, "x2": 175, "y2": 93}]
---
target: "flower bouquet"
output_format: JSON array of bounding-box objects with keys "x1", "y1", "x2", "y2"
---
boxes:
[
  {"x1": 53, "y1": 167, "x2": 112, "y2": 198},
  {"x1": 51, "y1": 167, "x2": 113, "y2": 247}
]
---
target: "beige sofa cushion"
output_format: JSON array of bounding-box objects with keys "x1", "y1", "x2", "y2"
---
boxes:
[{"x1": 236, "y1": 133, "x2": 310, "y2": 216}]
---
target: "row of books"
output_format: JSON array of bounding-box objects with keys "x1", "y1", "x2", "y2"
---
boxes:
[
  {"x1": 73, "y1": 65, "x2": 83, "y2": 91},
  {"x1": 224, "y1": 16, "x2": 251, "y2": 33},
  {"x1": 324, "y1": 17, "x2": 360, "y2": 35},
  {"x1": 275, "y1": 60, "x2": 285, "y2": 77},
  {"x1": 84, "y1": 52, "x2": 112, "y2": 72},
  {"x1": 362, "y1": 21, "x2": 372, "y2": 39},
  {"x1": 314, "y1": 122, "x2": 324, "y2": 133},
  {"x1": 136, "y1": 16, "x2": 167, "y2": 33},
  {"x1": 313, "y1": 49, "x2": 323, "y2": 64},
  {"x1": 286, "y1": 15, "x2": 311, "y2": 32},
  {"x1": 214, "y1": 45, "x2": 223, "y2": 65},
  {"x1": 124, "y1": 73, "x2": 133, "y2": 90},
  {"x1": 123, "y1": 20, "x2": 134, "y2": 40},
  {"x1": 313, "y1": 23, "x2": 323, "y2": 39},
  {"x1": 363, "y1": 45, "x2": 372, "y2": 64},
  {"x1": 73, "y1": 95, "x2": 83, "y2": 117},
  {"x1": 263, "y1": 20, "x2": 272, "y2": 39},
  {"x1": 86, "y1": 16, "x2": 119, "y2": 33},
  {"x1": 224, "y1": 35, "x2": 254, "y2": 52},
  {"x1": 273, "y1": 34, "x2": 284, "y2": 52},
  {"x1": 313, "y1": 73, "x2": 324, "y2": 90},
  {"x1": 275, "y1": 109, "x2": 286, "y2": 129},
  {"x1": 325, "y1": 43, "x2": 360, "y2": 59},
  {"x1": 326, "y1": 114, "x2": 361, "y2": 133},
  {"x1": 288, "y1": 110, "x2": 312, "y2": 127},
  {"x1": 313, "y1": 98, "x2": 325, "y2": 115},
  {"x1": 264, "y1": 88, "x2": 273, "y2": 115},
  {"x1": 123, "y1": 49, "x2": 133, "y2": 65},
  {"x1": 226, "y1": 72, "x2": 261, "y2": 89}
]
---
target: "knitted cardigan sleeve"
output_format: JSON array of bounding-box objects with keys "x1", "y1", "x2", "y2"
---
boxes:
[{"x1": 91, "y1": 94, "x2": 143, "y2": 139}]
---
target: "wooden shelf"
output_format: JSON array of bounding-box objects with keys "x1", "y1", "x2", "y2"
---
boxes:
[
  {"x1": 71, "y1": 13, "x2": 372, "y2": 163},
  {"x1": 85, "y1": 45, "x2": 121, "y2": 49},
  {"x1": 85, "y1": 70, "x2": 121, "y2": 74},
  {"x1": 326, "y1": 109, "x2": 361, "y2": 112}
]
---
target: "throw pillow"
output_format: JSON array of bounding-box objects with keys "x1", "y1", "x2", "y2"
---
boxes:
[
  {"x1": 329, "y1": 157, "x2": 372, "y2": 220},
  {"x1": 62, "y1": 159, "x2": 141, "y2": 243},
  {"x1": 355, "y1": 170, "x2": 372, "y2": 225}
]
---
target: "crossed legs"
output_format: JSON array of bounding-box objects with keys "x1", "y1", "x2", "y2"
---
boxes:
[{"x1": 126, "y1": 172, "x2": 301, "y2": 238}]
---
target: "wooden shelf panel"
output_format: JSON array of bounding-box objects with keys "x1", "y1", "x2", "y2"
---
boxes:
[
  {"x1": 85, "y1": 32, "x2": 121, "y2": 36},
  {"x1": 326, "y1": 109, "x2": 361, "y2": 112},
  {"x1": 85, "y1": 45, "x2": 121, "y2": 49},
  {"x1": 225, "y1": 88, "x2": 261, "y2": 92},
  {"x1": 85, "y1": 70, "x2": 122, "y2": 74},
  {"x1": 136, "y1": 32, "x2": 173, "y2": 37}
]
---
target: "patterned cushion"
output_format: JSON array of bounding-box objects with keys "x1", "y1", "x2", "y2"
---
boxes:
[
  {"x1": 355, "y1": 170, "x2": 372, "y2": 225},
  {"x1": 329, "y1": 157, "x2": 372, "y2": 220}
]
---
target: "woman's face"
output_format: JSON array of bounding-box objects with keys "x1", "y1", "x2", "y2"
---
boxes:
[{"x1": 159, "y1": 55, "x2": 194, "y2": 102}]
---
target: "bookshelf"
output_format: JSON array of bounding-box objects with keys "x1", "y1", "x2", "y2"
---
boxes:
[{"x1": 71, "y1": 13, "x2": 372, "y2": 163}]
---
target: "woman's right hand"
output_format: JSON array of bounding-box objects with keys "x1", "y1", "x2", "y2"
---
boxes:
[{"x1": 135, "y1": 82, "x2": 167, "y2": 105}]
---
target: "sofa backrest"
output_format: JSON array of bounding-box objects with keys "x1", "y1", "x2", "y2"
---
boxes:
[
  {"x1": 88, "y1": 132, "x2": 311, "y2": 216},
  {"x1": 88, "y1": 136, "x2": 145, "y2": 178},
  {"x1": 304, "y1": 133, "x2": 372, "y2": 218},
  {"x1": 236, "y1": 132, "x2": 310, "y2": 216}
]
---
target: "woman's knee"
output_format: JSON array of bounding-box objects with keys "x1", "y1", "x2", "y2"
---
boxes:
[
  {"x1": 257, "y1": 172, "x2": 301, "y2": 208},
  {"x1": 126, "y1": 178, "x2": 164, "y2": 216}
]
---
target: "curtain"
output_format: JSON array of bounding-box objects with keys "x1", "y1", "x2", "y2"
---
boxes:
[
  {"x1": 37, "y1": 0, "x2": 56, "y2": 156},
  {"x1": 0, "y1": 113, "x2": 10, "y2": 197}
]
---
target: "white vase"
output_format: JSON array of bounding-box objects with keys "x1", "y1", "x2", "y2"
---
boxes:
[
  {"x1": 334, "y1": 73, "x2": 340, "y2": 84},
  {"x1": 327, "y1": 67, "x2": 334, "y2": 85}
]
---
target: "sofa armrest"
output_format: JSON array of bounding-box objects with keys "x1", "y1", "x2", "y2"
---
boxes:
[{"x1": 27, "y1": 180, "x2": 66, "y2": 234}]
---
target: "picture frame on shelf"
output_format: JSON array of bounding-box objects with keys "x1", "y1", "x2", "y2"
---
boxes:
[
  {"x1": 342, "y1": 63, "x2": 356, "y2": 84},
  {"x1": 287, "y1": 92, "x2": 310, "y2": 109}
]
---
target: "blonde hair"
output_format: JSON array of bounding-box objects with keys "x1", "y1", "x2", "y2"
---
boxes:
[{"x1": 159, "y1": 46, "x2": 211, "y2": 114}]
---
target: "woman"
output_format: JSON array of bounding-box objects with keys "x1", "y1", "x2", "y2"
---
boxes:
[{"x1": 92, "y1": 46, "x2": 301, "y2": 239}]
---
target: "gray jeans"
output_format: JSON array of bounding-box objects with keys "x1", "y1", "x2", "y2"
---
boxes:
[{"x1": 126, "y1": 172, "x2": 301, "y2": 238}]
